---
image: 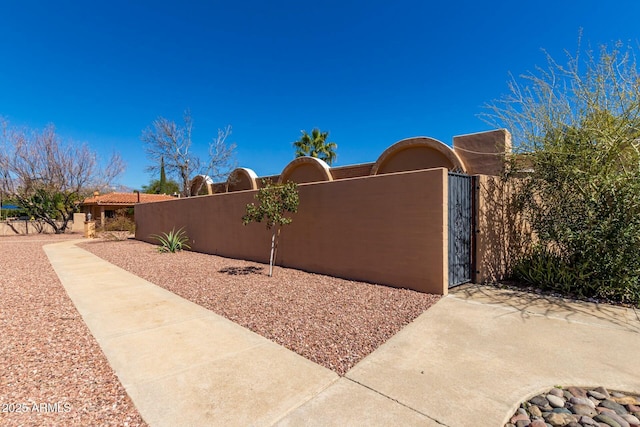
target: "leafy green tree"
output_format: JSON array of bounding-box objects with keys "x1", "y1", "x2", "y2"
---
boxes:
[
  {"x1": 293, "y1": 128, "x2": 337, "y2": 165},
  {"x1": 483, "y1": 40, "x2": 640, "y2": 305},
  {"x1": 159, "y1": 156, "x2": 167, "y2": 194},
  {"x1": 242, "y1": 180, "x2": 299, "y2": 276},
  {"x1": 141, "y1": 178, "x2": 180, "y2": 195},
  {"x1": 0, "y1": 120, "x2": 124, "y2": 233}
]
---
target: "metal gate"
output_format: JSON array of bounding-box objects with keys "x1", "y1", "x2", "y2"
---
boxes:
[{"x1": 448, "y1": 173, "x2": 473, "y2": 288}]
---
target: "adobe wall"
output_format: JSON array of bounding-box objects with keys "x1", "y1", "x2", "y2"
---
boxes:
[
  {"x1": 474, "y1": 175, "x2": 529, "y2": 283},
  {"x1": 454, "y1": 129, "x2": 512, "y2": 176},
  {"x1": 136, "y1": 168, "x2": 449, "y2": 295},
  {"x1": 0, "y1": 220, "x2": 78, "y2": 235}
]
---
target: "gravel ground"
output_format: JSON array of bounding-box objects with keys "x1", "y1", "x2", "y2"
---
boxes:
[
  {"x1": 0, "y1": 234, "x2": 146, "y2": 427},
  {"x1": 80, "y1": 238, "x2": 440, "y2": 376}
]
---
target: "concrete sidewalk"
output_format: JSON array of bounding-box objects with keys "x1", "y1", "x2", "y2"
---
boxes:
[{"x1": 45, "y1": 240, "x2": 640, "y2": 426}]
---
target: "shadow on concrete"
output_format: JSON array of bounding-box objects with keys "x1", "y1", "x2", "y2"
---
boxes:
[{"x1": 450, "y1": 283, "x2": 640, "y2": 333}]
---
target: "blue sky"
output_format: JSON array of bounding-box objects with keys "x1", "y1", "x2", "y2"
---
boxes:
[{"x1": 1, "y1": 1, "x2": 639, "y2": 189}]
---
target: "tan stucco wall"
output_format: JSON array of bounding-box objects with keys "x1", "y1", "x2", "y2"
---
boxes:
[
  {"x1": 136, "y1": 168, "x2": 449, "y2": 295},
  {"x1": 376, "y1": 146, "x2": 456, "y2": 174},
  {"x1": 474, "y1": 175, "x2": 529, "y2": 283},
  {"x1": 0, "y1": 220, "x2": 77, "y2": 235},
  {"x1": 453, "y1": 129, "x2": 511, "y2": 176}
]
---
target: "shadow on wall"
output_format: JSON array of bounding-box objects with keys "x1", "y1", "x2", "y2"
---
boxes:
[{"x1": 476, "y1": 175, "x2": 530, "y2": 283}]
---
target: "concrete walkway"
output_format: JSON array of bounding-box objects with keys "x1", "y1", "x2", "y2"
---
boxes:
[{"x1": 44, "y1": 240, "x2": 640, "y2": 426}]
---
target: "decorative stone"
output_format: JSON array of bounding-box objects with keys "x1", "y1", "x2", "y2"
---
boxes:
[
  {"x1": 589, "y1": 390, "x2": 609, "y2": 400},
  {"x1": 563, "y1": 390, "x2": 574, "y2": 400},
  {"x1": 601, "y1": 399, "x2": 630, "y2": 416},
  {"x1": 529, "y1": 405, "x2": 543, "y2": 418},
  {"x1": 579, "y1": 415, "x2": 598, "y2": 426},
  {"x1": 547, "y1": 394, "x2": 566, "y2": 408},
  {"x1": 511, "y1": 413, "x2": 530, "y2": 424},
  {"x1": 613, "y1": 397, "x2": 640, "y2": 406},
  {"x1": 567, "y1": 387, "x2": 588, "y2": 398},
  {"x1": 621, "y1": 413, "x2": 640, "y2": 426},
  {"x1": 594, "y1": 413, "x2": 623, "y2": 427},
  {"x1": 516, "y1": 420, "x2": 531, "y2": 427},
  {"x1": 627, "y1": 405, "x2": 640, "y2": 413},
  {"x1": 571, "y1": 404, "x2": 597, "y2": 417},
  {"x1": 553, "y1": 407, "x2": 572, "y2": 414},
  {"x1": 605, "y1": 412, "x2": 631, "y2": 427},
  {"x1": 531, "y1": 395, "x2": 551, "y2": 408},
  {"x1": 594, "y1": 387, "x2": 611, "y2": 399},
  {"x1": 545, "y1": 411, "x2": 577, "y2": 426},
  {"x1": 529, "y1": 420, "x2": 547, "y2": 427},
  {"x1": 570, "y1": 396, "x2": 596, "y2": 409},
  {"x1": 549, "y1": 388, "x2": 564, "y2": 397}
]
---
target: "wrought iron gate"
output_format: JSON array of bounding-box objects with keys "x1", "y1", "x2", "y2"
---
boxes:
[{"x1": 448, "y1": 173, "x2": 474, "y2": 288}]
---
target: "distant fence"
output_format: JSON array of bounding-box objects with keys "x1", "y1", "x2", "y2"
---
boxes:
[{"x1": 0, "y1": 220, "x2": 78, "y2": 235}]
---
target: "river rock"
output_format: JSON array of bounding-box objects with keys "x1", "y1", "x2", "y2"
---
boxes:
[
  {"x1": 549, "y1": 388, "x2": 564, "y2": 397},
  {"x1": 511, "y1": 413, "x2": 530, "y2": 424},
  {"x1": 589, "y1": 390, "x2": 609, "y2": 400},
  {"x1": 547, "y1": 394, "x2": 566, "y2": 408},
  {"x1": 530, "y1": 395, "x2": 550, "y2": 408},
  {"x1": 621, "y1": 413, "x2": 640, "y2": 424},
  {"x1": 567, "y1": 387, "x2": 587, "y2": 398},
  {"x1": 594, "y1": 387, "x2": 611, "y2": 399},
  {"x1": 529, "y1": 405, "x2": 543, "y2": 417},
  {"x1": 571, "y1": 396, "x2": 596, "y2": 409},
  {"x1": 594, "y1": 413, "x2": 623, "y2": 427},
  {"x1": 545, "y1": 412, "x2": 577, "y2": 426},
  {"x1": 613, "y1": 396, "x2": 640, "y2": 406},
  {"x1": 571, "y1": 404, "x2": 597, "y2": 417},
  {"x1": 579, "y1": 415, "x2": 598, "y2": 425},
  {"x1": 601, "y1": 399, "x2": 629, "y2": 416}
]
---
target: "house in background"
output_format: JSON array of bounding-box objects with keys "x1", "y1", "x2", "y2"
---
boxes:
[{"x1": 80, "y1": 192, "x2": 175, "y2": 226}]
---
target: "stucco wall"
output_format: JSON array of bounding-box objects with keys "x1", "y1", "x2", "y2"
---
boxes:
[
  {"x1": 474, "y1": 175, "x2": 529, "y2": 283},
  {"x1": 136, "y1": 168, "x2": 449, "y2": 295}
]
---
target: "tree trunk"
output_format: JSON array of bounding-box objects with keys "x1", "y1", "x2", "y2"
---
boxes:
[{"x1": 268, "y1": 230, "x2": 276, "y2": 277}]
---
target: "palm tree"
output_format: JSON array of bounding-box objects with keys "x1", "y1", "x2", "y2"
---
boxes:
[{"x1": 293, "y1": 128, "x2": 337, "y2": 165}]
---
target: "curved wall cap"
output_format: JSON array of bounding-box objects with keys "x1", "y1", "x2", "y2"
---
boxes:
[
  {"x1": 227, "y1": 167, "x2": 259, "y2": 191},
  {"x1": 371, "y1": 136, "x2": 467, "y2": 175},
  {"x1": 192, "y1": 174, "x2": 214, "y2": 184},
  {"x1": 279, "y1": 156, "x2": 333, "y2": 184}
]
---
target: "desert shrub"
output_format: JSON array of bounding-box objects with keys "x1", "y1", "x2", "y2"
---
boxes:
[
  {"x1": 151, "y1": 227, "x2": 191, "y2": 253},
  {"x1": 485, "y1": 41, "x2": 640, "y2": 306},
  {"x1": 100, "y1": 209, "x2": 135, "y2": 241}
]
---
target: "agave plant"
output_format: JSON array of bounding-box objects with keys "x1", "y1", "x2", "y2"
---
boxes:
[{"x1": 151, "y1": 227, "x2": 191, "y2": 253}]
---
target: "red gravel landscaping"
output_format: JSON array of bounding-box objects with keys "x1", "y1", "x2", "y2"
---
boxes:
[
  {"x1": 81, "y1": 238, "x2": 440, "y2": 376},
  {"x1": 0, "y1": 234, "x2": 146, "y2": 427}
]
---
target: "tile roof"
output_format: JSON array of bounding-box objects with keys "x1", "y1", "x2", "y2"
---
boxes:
[{"x1": 82, "y1": 192, "x2": 175, "y2": 205}]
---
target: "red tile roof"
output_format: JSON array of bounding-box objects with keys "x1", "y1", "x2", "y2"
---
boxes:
[{"x1": 82, "y1": 192, "x2": 175, "y2": 205}]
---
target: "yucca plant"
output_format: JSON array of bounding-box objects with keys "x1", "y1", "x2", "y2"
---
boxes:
[{"x1": 151, "y1": 227, "x2": 191, "y2": 253}]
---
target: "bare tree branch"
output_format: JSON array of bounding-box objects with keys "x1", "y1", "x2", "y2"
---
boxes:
[{"x1": 141, "y1": 111, "x2": 236, "y2": 197}]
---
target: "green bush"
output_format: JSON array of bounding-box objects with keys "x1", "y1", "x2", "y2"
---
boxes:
[
  {"x1": 485, "y1": 41, "x2": 640, "y2": 307},
  {"x1": 151, "y1": 227, "x2": 191, "y2": 253}
]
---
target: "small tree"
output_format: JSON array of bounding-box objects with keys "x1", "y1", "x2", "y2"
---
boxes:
[
  {"x1": 0, "y1": 120, "x2": 124, "y2": 233},
  {"x1": 293, "y1": 128, "x2": 337, "y2": 165},
  {"x1": 242, "y1": 180, "x2": 299, "y2": 276},
  {"x1": 141, "y1": 111, "x2": 236, "y2": 197},
  {"x1": 483, "y1": 39, "x2": 640, "y2": 305},
  {"x1": 141, "y1": 178, "x2": 180, "y2": 195}
]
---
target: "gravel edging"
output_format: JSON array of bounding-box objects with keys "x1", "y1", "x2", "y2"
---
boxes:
[
  {"x1": 80, "y1": 238, "x2": 440, "y2": 376},
  {"x1": 0, "y1": 234, "x2": 146, "y2": 427}
]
